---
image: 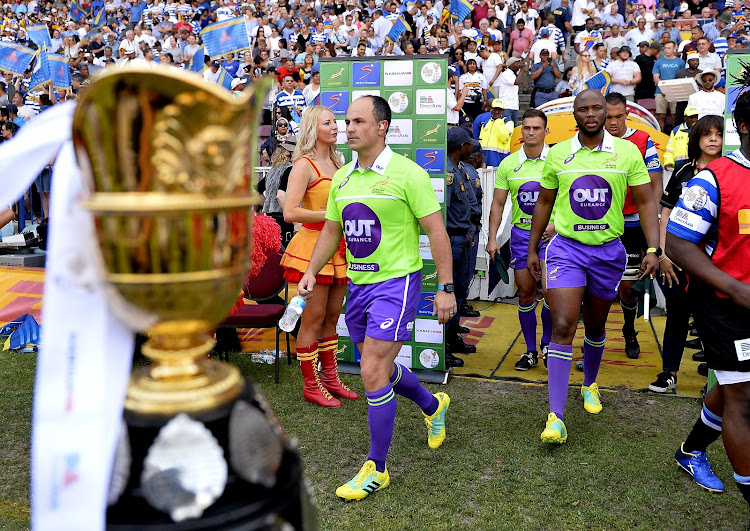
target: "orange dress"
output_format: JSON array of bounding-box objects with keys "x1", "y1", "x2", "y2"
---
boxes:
[{"x1": 280, "y1": 157, "x2": 348, "y2": 284}]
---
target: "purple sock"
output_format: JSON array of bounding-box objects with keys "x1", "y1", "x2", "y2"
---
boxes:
[
  {"x1": 583, "y1": 334, "x2": 606, "y2": 387},
  {"x1": 541, "y1": 301, "x2": 552, "y2": 346},
  {"x1": 366, "y1": 385, "x2": 397, "y2": 472},
  {"x1": 390, "y1": 363, "x2": 438, "y2": 415},
  {"x1": 518, "y1": 301, "x2": 539, "y2": 352},
  {"x1": 547, "y1": 343, "x2": 573, "y2": 420}
]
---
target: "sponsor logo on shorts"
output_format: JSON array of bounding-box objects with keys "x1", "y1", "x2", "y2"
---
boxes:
[
  {"x1": 517, "y1": 181, "x2": 541, "y2": 216},
  {"x1": 547, "y1": 266, "x2": 558, "y2": 280},
  {"x1": 569, "y1": 174, "x2": 612, "y2": 220},
  {"x1": 380, "y1": 318, "x2": 394, "y2": 329},
  {"x1": 406, "y1": 322, "x2": 414, "y2": 331},
  {"x1": 682, "y1": 185, "x2": 708, "y2": 211},
  {"x1": 342, "y1": 203, "x2": 382, "y2": 258}
]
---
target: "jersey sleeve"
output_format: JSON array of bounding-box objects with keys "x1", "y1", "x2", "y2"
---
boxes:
[
  {"x1": 541, "y1": 148, "x2": 560, "y2": 190},
  {"x1": 626, "y1": 142, "x2": 651, "y2": 187},
  {"x1": 405, "y1": 165, "x2": 442, "y2": 219},
  {"x1": 644, "y1": 137, "x2": 662, "y2": 173},
  {"x1": 666, "y1": 169, "x2": 719, "y2": 244}
]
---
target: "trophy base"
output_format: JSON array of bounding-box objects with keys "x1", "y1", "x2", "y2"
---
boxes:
[
  {"x1": 107, "y1": 381, "x2": 316, "y2": 531},
  {"x1": 125, "y1": 337, "x2": 245, "y2": 417}
]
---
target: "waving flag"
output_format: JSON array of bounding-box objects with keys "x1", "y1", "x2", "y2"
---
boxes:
[
  {"x1": 28, "y1": 49, "x2": 51, "y2": 91},
  {"x1": 27, "y1": 24, "x2": 52, "y2": 48},
  {"x1": 581, "y1": 70, "x2": 612, "y2": 95},
  {"x1": 200, "y1": 17, "x2": 250, "y2": 58},
  {"x1": 70, "y1": 0, "x2": 89, "y2": 23},
  {"x1": 217, "y1": 66, "x2": 233, "y2": 90},
  {"x1": 28, "y1": 50, "x2": 71, "y2": 91},
  {"x1": 450, "y1": 0, "x2": 474, "y2": 23},
  {"x1": 0, "y1": 42, "x2": 36, "y2": 76},
  {"x1": 580, "y1": 36, "x2": 597, "y2": 52},
  {"x1": 187, "y1": 45, "x2": 205, "y2": 73},
  {"x1": 385, "y1": 15, "x2": 411, "y2": 43},
  {"x1": 91, "y1": 8, "x2": 106, "y2": 31}
]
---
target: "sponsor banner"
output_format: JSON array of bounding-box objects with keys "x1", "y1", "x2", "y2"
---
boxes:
[
  {"x1": 415, "y1": 119, "x2": 446, "y2": 145},
  {"x1": 415, "y1": 89, "x2": 446, "y2": 114},
  {"x1": 336, "y1": 336, "x2": 354, "y2": 362},
  {"x1": 417, "y1": 60, "x2": 446, "y2": 86},
  {"x1": 336, "y1": 119, "x2": 348, "y2": 145},
  {"x1": 351, "y1": 89, "x2": 381, "y2": 101},
  {"x1": 421, "y1": 262, "x2": 438, "y2": 292},
  {"x1": 390, "y1": 147, "x2": 413, "y2": 159},
  {"x1": 395, "y1": 344, "x2": 413, "y2": 368},
  {"x1": 321, "y1": 63, "x2": 349, "y2": 87},
  {"x1": 352, "y1": 61, "x2": 381, "y2": 86},
  {"x1": 385, "y1": 88, "x2": 414, "y2": 115},
  {"x1": 416, "y1": 148, "x2": 445, "y2": 174},
  {"x1": 336, "y1": 313, "x2": 349, "y2": 337},
  {"x1": 414, "y1": 345, "x2": 444, "y2": 370},
  {"x1": 419, "y1": 234, "x2": 433, "y2": 260},
  {"x1": 384, "y1": 60, "x2": 414, "y2": 86},
  {"x1": 417, "y1": 292, "x2": 436, "y2": 317},
  {"x1": 321, "y1": 91, "x2": 349, "y2": 115},
  {"x1": 431, "y1": 177, "x2": 445, "y2": 202},
  {"x1": 414, "y1": 318, "x2": 443, "y2": 344},
  {"x1": 386, "y1": 119, "x2": 413, "y2": 144}
]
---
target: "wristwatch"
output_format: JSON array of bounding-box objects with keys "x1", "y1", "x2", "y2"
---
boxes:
[
  {"x1": 646, "y1": 247, "x2": 663, "y2": 257},
  {"x1": 438, "y1": 283, "x2": 455, "y2": 294}
]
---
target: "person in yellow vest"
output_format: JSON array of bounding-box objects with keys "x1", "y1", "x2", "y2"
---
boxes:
[
  {"x1": 664, "y1": 105, "x2": 699, "y2": 168},
  {"x1": 479, "y1": 99, "x2": 514, "y2": 167}
]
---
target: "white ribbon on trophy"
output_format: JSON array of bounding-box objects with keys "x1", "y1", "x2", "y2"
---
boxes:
[{"x1": 0, "y1": 102, "x2": 134, "y2": 530}]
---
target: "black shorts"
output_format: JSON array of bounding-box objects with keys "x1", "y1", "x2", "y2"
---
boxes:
[
  {"x1": 621, "y1": 225, "x2": 647, "y2": 269},
  {"x1": 690, "y1": 283, "x2": 750, "y2": 372}
]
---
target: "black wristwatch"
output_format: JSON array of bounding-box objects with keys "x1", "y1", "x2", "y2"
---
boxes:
[
  {"x1": 646, "y1": 247, "x2": 663, "y2": 257},
  {"x1": 438, "y1": 283, "x2": 455, "y2": 294}
]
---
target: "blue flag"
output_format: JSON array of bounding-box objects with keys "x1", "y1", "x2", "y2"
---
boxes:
[
  {"x1": 217, "y1": 66, "x2": 233, "y2": 90},
  {"x1": 450, "y1": 0, "x2": 474, "y2": 23},
  {"x1": 581, "y1": 70, "x2": 612, "y2": 95},
  {"x1": 27, "y1": 24, "x2": 52, "y2": 48},
  {"x1": 0, "y1": 314, "x2": 41, "y2": 352},
  {"x1": 200, "y1": 17, "x2": 250, "y2": 58},
  {"x1": 386, "y1": 15, "x2": 411, "y2": 43},
  {"x1": 49, "y1": 53, "x2": 71, "y2": 89},
  {"x1": 0, "y1": 42, "x2": 36, "y2": 76},
  {"x1": 91, "y1": 8, "x2": 106, "y2": 31},
  {"x1": 187, "y1": 45, "x2": 205, "y2": 73},
  {"x1": 28, "y1": 50, "x2": 51, "y2": 91},
  {"x1": 70, "y1": 0, "x2": 89, "y2": 23}
]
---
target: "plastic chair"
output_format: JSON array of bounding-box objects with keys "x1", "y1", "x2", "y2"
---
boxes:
[{"x1": 216, "y1": 246, "x2": 291, "y2": 383}]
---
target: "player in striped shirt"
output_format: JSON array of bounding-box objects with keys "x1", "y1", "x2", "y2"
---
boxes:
[{"x1": 666, "y1": 90, "x2": 750, "y2": 508}]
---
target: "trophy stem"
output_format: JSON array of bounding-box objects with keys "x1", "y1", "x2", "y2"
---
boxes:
[{"x1": 125, "y1": 333, "x2": 244, "y2": 417}]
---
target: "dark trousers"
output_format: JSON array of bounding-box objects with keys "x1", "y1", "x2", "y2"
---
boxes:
[
  {"x1": 447, "y1": 233, "x2": 472, "y2": 333},
  {"x1": 657, "y1": 270, "x2": 691, "y2": 372}
]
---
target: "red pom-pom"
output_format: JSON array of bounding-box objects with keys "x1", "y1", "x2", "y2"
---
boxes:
[
  {"x1": 249, "y1": 212, "x2": 282, "y2": 279},
  {"x1": 337, "y1": 236, "x2": 347, "y2": 261}
]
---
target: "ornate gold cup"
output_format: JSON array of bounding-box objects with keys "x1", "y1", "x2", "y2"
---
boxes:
[{"x1": 74, "y1": 65, "x2": 270, "y2": 417}]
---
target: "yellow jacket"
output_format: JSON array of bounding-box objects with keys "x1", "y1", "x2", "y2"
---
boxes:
[
  {"x1": 664, "y1": 122, "x2": 690, "y2": 168},
  {"x1": 479, "y1": 117, "x2": 514, "y2": 167}
]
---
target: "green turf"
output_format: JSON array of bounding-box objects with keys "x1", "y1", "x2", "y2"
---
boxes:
[{"x1": 1, "y1": 351, "x2": 748, "y2": 530}]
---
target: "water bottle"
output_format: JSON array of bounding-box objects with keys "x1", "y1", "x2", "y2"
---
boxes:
[
  {"x1": 279, "y1": 295, "x2": 306, "y2": 332},
  {"x1": 251, "y1": 350, "x2": 276, "y2": 364}
]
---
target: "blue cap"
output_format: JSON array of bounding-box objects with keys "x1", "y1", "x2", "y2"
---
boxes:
[
  {"x1": 540, "y1": 27, "x2": 549, "y2": 35},
  {"x1": 447, "y1": 126, "x2": 480, "y2": 149},
  {"x1": 448, "y1": 66, "x2": 459, "y2": 78},
  {"x1": 311, "y1": 63, "x2": 320, "y2": 73}
]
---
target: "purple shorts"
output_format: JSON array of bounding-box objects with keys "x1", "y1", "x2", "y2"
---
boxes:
[
  {"x1": 345, "y1": 270, "x2": 421, "y2": 343},
  {"x1": 543, "y1": 234, "x2": 626, "y2": 300},
  {"x1": 510, "y1": 226, "x2": 549, "y2": 270}
]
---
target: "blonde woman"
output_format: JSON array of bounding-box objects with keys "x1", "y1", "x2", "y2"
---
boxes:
[
  {"x1": 569, "y1": 50, "x2": 598, "y2": 93},
  {"x1": 281, "y1": 105, "x2": 357, "y2": 408}
]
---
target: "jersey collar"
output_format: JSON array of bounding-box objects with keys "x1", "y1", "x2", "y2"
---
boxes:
[
  {"x1": 571, "y1": 130, "x2": 615, "y2": 154},
  {"x1": 346, "y1": 145, "x2": 394, "y2": 177},
  {"x1": 518, "y1": 144, "x2": 550, "y2": 164},
  {"x1": 728, "y1": 148, "x2": 750, "y2": 170}
]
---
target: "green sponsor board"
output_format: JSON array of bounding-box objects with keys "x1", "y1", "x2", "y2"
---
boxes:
[
  {"x1": 384, "y1": 88, "x2": 415, "y2": 117},
  {"x1": 321, "y1": 56, "x2": 449, "y2": 376},
  {"x1": 724, "y1": 52, "x2": 748, "y2": 155},
  {"x1": 321, "y1": 62, "x2": 349, "y2": 88}
]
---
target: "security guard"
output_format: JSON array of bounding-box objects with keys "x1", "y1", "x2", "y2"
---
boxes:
[
  {"x1": 664, "y1": 105, "x2": 699, "y2": 169},
  {"x1": 446, "y1": 127, "x2": 479, "y2": 361},
  {"x1": 479, "y1": 99, "x2": 514, "y2": 167},
  {"x1": 461, "y1": 143, "x2": 484, "y2": 318}
]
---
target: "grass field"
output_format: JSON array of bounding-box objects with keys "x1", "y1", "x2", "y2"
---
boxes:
[{"x1": 1, "y1": 352, "x2": 748, "y2": 530}]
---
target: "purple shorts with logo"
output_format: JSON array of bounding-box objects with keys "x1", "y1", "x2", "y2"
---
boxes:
[
  {"x1": 543, "y1": 234, "x2": 626, "y2": 300},
  {"x1": 510, "y1": 226, "x2": 549, "y2": 270},
  {"x1": 345, "y1": 270, "x2": 422, "y2": 343}
]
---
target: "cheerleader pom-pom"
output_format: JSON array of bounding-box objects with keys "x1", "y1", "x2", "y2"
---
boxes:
[
  {"x1": 249, "y1": 212, "x2": 282, "y2": 280},
  {"x1": 337, "y1": 236, "x2": 347, "y2": 261}
]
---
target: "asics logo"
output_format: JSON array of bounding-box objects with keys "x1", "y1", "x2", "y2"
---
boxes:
[{"x1": 380, "y1": 318, "x2": 394, "y2": 329}]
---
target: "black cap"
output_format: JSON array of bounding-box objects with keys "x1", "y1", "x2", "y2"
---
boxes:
[{"x1": 447, "y1": 127, "x2": 480, "y2": 149}]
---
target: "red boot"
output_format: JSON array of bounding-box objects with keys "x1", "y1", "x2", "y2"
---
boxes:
[
  {"x1": 318, "y1": 335, "x2": 360, "y2": 400},
  {"x1": 297, "y1": 343, "x2": 342, "y2": 408}
]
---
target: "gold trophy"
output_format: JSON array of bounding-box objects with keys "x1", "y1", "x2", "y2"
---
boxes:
[{"x1": 74, "y1": 65, "x2": 314, "y2": 528}]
